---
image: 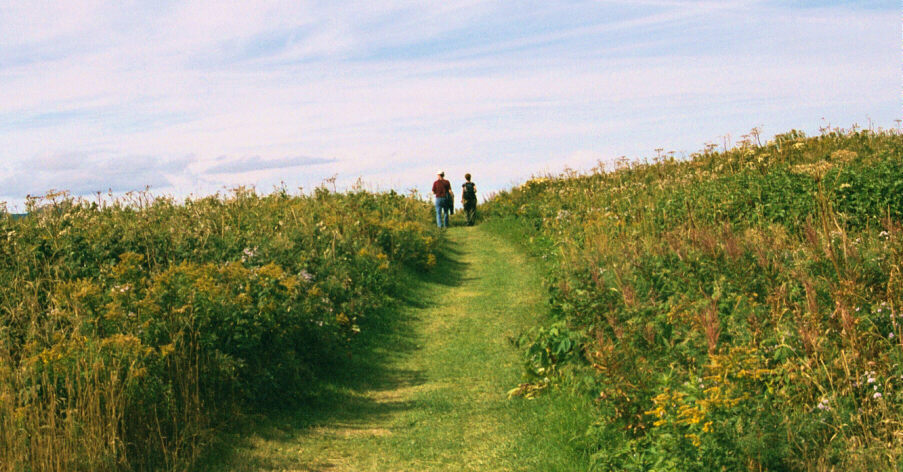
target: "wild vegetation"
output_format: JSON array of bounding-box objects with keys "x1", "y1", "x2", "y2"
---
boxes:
[
  {"x1": 3, "y1": 126, "x2": 900, "y2": 471},
  {"x1": 0, "y1": 186, "x2": 440, "y2": 471},
  {"x1": 485, "y1": 128, "x2": 903, "y2": 470}
]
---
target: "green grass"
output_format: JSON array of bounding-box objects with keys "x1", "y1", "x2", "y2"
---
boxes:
[
  {"x1": 480, "y1": 128, "x2": 903, "y2": 470},
  {"x1": 196, "y1": 224, "x2": 594, "y2": 471}
]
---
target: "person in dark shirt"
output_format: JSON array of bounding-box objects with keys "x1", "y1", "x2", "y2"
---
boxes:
[
  {"x1": 432, "y1": 171, "x2": 452, "y2": 228},
  {"x1": 461, "y1": 173, "x2": 477, "y2": 226}
]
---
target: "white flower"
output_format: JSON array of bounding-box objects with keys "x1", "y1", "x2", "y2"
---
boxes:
[{"x1": 873, "y1": 392, "x2": 882, "y2": 399}]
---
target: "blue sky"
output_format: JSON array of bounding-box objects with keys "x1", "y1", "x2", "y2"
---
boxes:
[{"x1": 0, "y1": 1, "x2": 899, "y2": 210}]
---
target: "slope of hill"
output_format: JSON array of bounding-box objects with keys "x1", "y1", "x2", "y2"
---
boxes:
[
  {"x1": 0, "y1": 188, "x2": 441, "y2": 471},
  {"x1": 198, "y1": 226, "x2": 595, "y2": 471},
  {"x1": 484, "y1": 128, "x2": 903, "y2": 471}
]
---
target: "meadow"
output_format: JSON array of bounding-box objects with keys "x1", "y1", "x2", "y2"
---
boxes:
[
  {"x1": 0, "y1": 186, "x2": 440, "y2": 471},
  {"x1": 484, "y1": 128, "x2": 903, "y2": 470},
  {"x1": 2, "y1": 127, "x2": 901, "y2": 471}
]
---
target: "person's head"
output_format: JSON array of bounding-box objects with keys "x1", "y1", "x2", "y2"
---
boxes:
[
  {"x1": 437, "y1": 170, "x2": 445, "y2": 178},
  {"x1": 464, "y1": 173, "x2": 471, "y2": 181}
]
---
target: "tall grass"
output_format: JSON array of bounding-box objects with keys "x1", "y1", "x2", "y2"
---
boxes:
[
  {"x1": 0, "y1": 186, "x2": 440, "y2": 470},
  {"x1": 485, "y1": 128, "x2": 903, "y2": 470}
]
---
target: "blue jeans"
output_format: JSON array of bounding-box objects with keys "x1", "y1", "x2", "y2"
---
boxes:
[{"x1": 435, "y1": 197, "x2": 450, "y2": 228}]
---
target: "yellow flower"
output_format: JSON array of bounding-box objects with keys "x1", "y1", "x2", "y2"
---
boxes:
[
  {"x1": 257, "y1": 263, "x2": 285, "y2": 280},
  {"x1": 159, "y1": 343, "x2": 175, "y2": 358},
  {"x1": 685, "y1": 433, "x2": 701, "y2": 447}
]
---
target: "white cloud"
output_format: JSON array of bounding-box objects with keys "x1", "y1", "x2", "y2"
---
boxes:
[
  {"x1": 204, "y1": 155, "x2": 337, "y2": 174},
  {"x1": 0, "y1": 151, "x2": 190, "y2": 197}
]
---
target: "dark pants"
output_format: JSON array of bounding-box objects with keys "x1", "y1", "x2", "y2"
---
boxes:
[{"x1": 463, "y1": 199, "x2": 476, "y2": 226}]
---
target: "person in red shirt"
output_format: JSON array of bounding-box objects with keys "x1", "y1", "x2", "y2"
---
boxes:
[{"x1": 432, "y1": 171, "x2": 452, "y2": 228}]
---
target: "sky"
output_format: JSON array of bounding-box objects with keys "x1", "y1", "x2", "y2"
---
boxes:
[{"x1": 0, "y1": 0, "x2": 899, "y2": 210}]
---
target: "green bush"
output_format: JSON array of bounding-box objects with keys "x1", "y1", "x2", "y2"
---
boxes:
[
  {"x1": 0, "y1": 187, "x2": 440, "y2": 471},
  {"x1": 485, "y1": 129, "x2": 903, "y2": 471}
]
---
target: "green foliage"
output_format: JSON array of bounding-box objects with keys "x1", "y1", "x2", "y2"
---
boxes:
[
  {"x1": 0, "y1": 187, "x2": 440, "y2": 471},
  {"x1": 484, "y1": 128, "x2": 903, "y2": 471}
]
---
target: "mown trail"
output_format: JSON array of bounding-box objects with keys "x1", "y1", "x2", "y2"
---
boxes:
[{"x1": 201, "y1": 225, "x2": 592, "y2": 471}]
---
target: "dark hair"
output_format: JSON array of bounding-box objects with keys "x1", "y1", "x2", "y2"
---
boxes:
[{"x1": 465, "y1": 173, "x2": 471, "y2": 181}]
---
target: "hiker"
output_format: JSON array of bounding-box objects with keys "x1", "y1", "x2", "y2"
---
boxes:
[
  {"x1": 432, "y1": 170, "x2": 452, "y2": 228},
  {"x1": 461, "y1": 173, "x2": 477, "y2": 226}
]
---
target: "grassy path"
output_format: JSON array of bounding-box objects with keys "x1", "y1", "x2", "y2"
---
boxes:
[{"x1": 200, "y1": 225, "x2": 592, "y2": 471}]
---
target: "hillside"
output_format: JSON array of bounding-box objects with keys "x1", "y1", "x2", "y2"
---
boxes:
[
  {"x1": 198, "y1": 226, "x2": 594, "y2": 471},
  {"x1": 1, "y1": 127, "x2": 900, "y2": 471},
  {"x1": 0, "y1": 188, "x2": 441, "y2": 470},
  {"x1": 484, "y1": 128, "x2": 903, "y2": 470}
]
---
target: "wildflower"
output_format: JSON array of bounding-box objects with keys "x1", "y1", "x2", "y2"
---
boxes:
[
  {"x1": 685, "y1": 433, "x2": 702, "y2": 447},
  {"x1": 299, "y1": 269, "x2": 314, "y2": 282},
  {"x1": 242, "y1": 246, "x2": 258, "y2": 262},
  {"x1": 113, "y1": 284, "x2": 131, "y2": 294},
  {"x1": 873, "y1": 392, "x2": 882, "y2": 399},
  {"x1": 889, "y1": 332, "x2": 895, "y2": 339},
  {"x1": 817, "y1": 398, "x2": 831, "y2": 411}
]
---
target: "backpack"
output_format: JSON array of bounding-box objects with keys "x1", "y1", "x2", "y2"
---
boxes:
[
  {"x1": 445, "y1": 190, "x2": 455, "y2": 214},
  {"x1": 462, "y1": 182, "x2": 476, "y2": 201}
]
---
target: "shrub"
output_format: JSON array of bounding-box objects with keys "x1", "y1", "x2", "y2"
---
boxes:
[
  {"x1": 0, "y1": 187, "x2": 440, "y2": 471},
  {"x1": 486, "y1": 128, "x2": 903, "y2": 471}
]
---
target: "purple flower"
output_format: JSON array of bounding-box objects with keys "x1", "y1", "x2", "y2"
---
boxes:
[{"x1": 873, "y1": 392, "x2": 882, "y2": 399}]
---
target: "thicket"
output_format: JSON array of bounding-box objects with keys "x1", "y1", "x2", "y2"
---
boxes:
[
  {"x1": 486, "y1": 128, "x2": 903, "y2": 470},
  {"x1": 0, "y1": 187, "x2": 440, "y2": 471}
]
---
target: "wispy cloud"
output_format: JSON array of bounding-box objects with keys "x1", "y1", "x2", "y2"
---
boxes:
[
  {"x1": 0, "y1": 152, "x2": 190, "y2": 197},
  {"x1": 0, "y1": 1, "x2": 897, "y2": 209},
  {"x1": 205, "y1": 155, "x2": 337, "y2": 174}
]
